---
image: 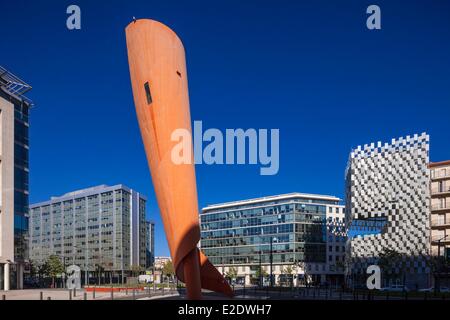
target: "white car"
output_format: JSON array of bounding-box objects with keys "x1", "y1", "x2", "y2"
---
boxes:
[
  {"x1": 380, "y1": 285, "x2": 409, "y2": 292},
  {"x1": 138, "y1": 275, "x2": 152, "y2": 284}
]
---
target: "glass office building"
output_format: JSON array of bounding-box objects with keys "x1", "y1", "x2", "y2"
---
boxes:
[
  {"x1": 145, "y1": 220, "x2": 155, "y2": 268},
  {"x1": 200, "y1": 193, "x2": 346, "y2": 286},
  {"x1": 0, "y1": 66, "x2": 32, "y2": 290},
  {"x1": 29, "y1": 185, "x2": 147, "y2": 283}
]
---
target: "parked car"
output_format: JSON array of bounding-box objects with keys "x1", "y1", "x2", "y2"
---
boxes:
[
  {"x1": 419, "y1": 287, "x2": 450, "y2": 293},
  {"x1": 380, "y1": 285, "x2": 409, "y2": 292}
]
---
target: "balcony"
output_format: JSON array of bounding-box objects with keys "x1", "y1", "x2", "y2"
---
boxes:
[
  {"x1": 431, "y1": 204, "x2": 450, "y2": 212},
  {"x1": 431, "y1": 219, "x2": 450, "y2": 229},
  {"x1": 431, "y1": 236, "x2": 450, "y2": 244},
  {"x1": 431, "y1": 172, "x2": 450, "y2": 181},
  {"x1": 431, "y1": 186, "x2": 450, "y2": 196}
]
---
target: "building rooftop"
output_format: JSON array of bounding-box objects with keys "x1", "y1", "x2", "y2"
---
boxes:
[
  {"x1": 203, "y1": 192, "x2": 341, "y2": 211},
  {"x1": 30, "y1": 184, "x2": 147, "y2": 208},
  {"x1": 429, "y1": 160, "x2": 450, "y2": 168},
  {"x1": 0, "y1": 65, "x2": 33, "y2": 105}
]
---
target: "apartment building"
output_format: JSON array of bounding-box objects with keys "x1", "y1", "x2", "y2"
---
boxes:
[{"x1": 429, "y1": 160, "x2": 450, "y2": 258}]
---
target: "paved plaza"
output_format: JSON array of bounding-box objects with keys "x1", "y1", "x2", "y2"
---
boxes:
[{"x1": 0, "y1": 288, "x2": 179, "y2": 301}]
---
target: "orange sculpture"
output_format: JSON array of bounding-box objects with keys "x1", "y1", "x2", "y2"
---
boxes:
[{"x1": 126, "y1": 19, "x2": 233, "y2": 300}]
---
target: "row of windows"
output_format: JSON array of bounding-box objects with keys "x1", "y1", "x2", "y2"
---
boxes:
[
  {"x1": 201, "y1": 224, "x2": 295, "y2": 239},
  {"x1": 201, "y1": 203, "x2": 327, "y2": 223},
  {"x1": 203, "y1": 198, "x2": 339, "y2": 215}
]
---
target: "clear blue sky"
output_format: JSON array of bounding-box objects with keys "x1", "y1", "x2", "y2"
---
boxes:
[{"x1": 1, "y1": 0, "x2": 449, "y2": 256}]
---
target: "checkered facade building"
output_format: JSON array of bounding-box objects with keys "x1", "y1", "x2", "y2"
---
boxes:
[{"x1": 345, "y1": 133, "x2": 431, "y2": 287}]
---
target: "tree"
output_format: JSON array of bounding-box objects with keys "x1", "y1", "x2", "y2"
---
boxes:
[
  {"x1": 426, "y1": 254, "x2": 450, "y2": 294},
  {"x1": 282, "y1": 265, "x2": 294, "y2": 275},
  {"x1": 253, "y1": 267, "x2": 268, "y2": 286},
  {"x1": 95, "y1": 264, "x2": 105, "y2": 285},
  {"x1": 28, "y1": 259, "x2": 39, "y2": 278},
  {"x1": 295, "y1": 261, "x2": 310, "y2": 287},
  {"x1": 162, "y1": 260, "x2": 175, "y2": 280},
  {"x1": 45, "y1": 255, "x2": 65, "y2": 288},
  {"x1": 131, "y1": 264, "x2": 144, "y2": 277},
  {"x1": 225, "y1": 267, "x2": 238, "y2": 282},
  {"x1": 378, "y1": 248, "x2": 404, "y2": 286},
  {"x1": 282, "y1": 265, "x2": 295, "y2": 287},
  {"x1": 37, "y1": 261, "x2": 48, "y2": 282}
]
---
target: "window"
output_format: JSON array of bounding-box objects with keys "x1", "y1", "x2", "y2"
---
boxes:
[{"x1": 144, "y1": 82, "x2": 152, "y2": 104}]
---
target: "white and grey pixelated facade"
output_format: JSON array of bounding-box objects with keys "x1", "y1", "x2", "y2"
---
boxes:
[{"x1": 345, "y1": 133, "x2": 431, "y2": 287}]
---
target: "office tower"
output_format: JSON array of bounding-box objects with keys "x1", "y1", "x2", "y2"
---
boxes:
[
  {"x1": 29, "y1": 185, "x2": 147, "y2": 283},
  {"x1": 0, "y1": 66, "x2": 32, "y2": 290},
  {"x1": 145, "y1": 220, "x2": 155, "y2": 268},
  {"x1": 200, "y1": 193, "x2": 346, "y2": 286},
  {"x1": 429, "y1": 161, "x2": 450, "y2": 258},
  {"x1": 345, "y1": 133, "x2": 431, "y2": 288}
]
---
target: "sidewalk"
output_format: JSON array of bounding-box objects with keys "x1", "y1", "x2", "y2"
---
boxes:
[{"x1": 0, "y1": 288, "x2": 178, "y2": 301}]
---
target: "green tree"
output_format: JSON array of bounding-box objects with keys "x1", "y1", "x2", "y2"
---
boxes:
[
  {"x1": 28, "y1": 259, "x2": 39, "y2": 278},
  {"x1": 37, "y1": 261, "x2": 49, "y2": 283},
  {"x1": 378, "y1": 248, "x2": 404, "y2": 286},
  {"x1": 253, "y1": 267, "x2": 268, "y2": 285},
  {"x1": 95, "y1": 264, "x2": 105, "y2": 285},
  {"x1": 282, "y1": 265, "x2": 295, "y2": 287},
  {"x1": 426, "y1": 254, "x2": 450, "y2": 294},
  {"x1": 225, "y1": 267, "x2": 238, "y2": 282},
  {"x1": 162, "y1": 260, "x2": 175, "y2": 280},
  {"x1": 131, "y1": 264, "x2": 144, "y2": 277},
  {"x1": 295, "y1": 261, "x2": 310, "y2": 287},
  {"x1": 45, "y1": 255, "x2": 65, "y2": 288}
]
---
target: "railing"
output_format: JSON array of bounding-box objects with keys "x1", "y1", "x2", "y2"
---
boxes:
[
  {"x1": 431, "y1": 172, "x2": 450, "y2": 180},
  {"x1": 431, "y1": 187, "x2": 450, "y2": 195},
  {"x1": 431, "y1": 236, "x2": 450, "y2": 243},
  {"x1": 431, "y1": 220, "x2": 449, "y2": 227},
  {"x1": 431, "y1": 204, "x2": 450, "y2": 211}
]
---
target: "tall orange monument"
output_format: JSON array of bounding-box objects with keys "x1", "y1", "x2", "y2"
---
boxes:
[{"x1": 126, "y1": 19, "x2": 233, "y2": 299}]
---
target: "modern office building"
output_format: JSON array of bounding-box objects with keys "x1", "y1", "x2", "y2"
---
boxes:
[
  {"x1": 345, "y1": 133, "x2": 431, "y2": 288},
  {"x1": 200, "y1": 193, "x2": 346, "y2": 286},
  {"x1": 429, "y1": 160, "x2": 450, "y2": 258},
  {"x1": 29, "y1": 184, "x2": 147, "y2": 283},
  {"x1": 145, "y1": 220, "x2": 155, "y2": 268},
  {"x1": 0, "y1": 66, "x2": 32, "y2": 291}
]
